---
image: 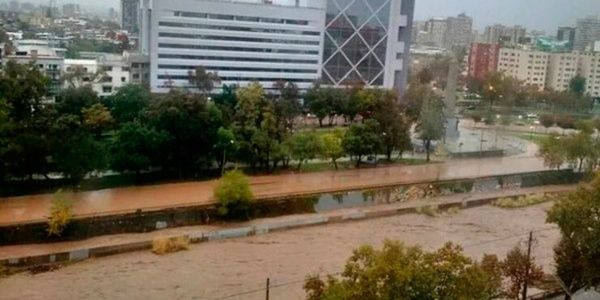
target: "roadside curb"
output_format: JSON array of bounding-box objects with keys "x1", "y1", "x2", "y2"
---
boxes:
[{"x1": 0, "y1": 188, "x2": 574, "y2": 269}]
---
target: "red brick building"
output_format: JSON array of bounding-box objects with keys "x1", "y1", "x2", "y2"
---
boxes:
[{"x1": 468, "y1": 43, "x2": 501, "y2": 80}]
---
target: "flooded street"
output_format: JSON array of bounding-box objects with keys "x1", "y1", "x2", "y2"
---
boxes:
[
  {"x1": 0, "y1": 154, "x2": 546, "y2": 226},
  {"x1": 0, "y1": 203, "x2": 559, "y2": 300}
]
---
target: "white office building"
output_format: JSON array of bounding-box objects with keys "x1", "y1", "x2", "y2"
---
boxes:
[{"x1": 140, "y1": 0, "x2": 415, "y2": 94}]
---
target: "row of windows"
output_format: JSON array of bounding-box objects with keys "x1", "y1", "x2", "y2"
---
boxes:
[
  {"x1": 158, "y1": 53, "x2": 318, "y2": 64},
  {"x1": 173, "y1": 11, "x2": 309, "y2": 26},
  {"x1": 158, "y1": 65, "x2": 318, "y2": 74},
  {"x1": 158, "y1": 21, "x2": 320, "y2": 36},
  {"x1": 158, "y1": 32, "x2": 320, "y2": 45},
  {"x1": 157, "y1": 43, "x2": 320, "y2": 55},
  {"x1": 158, "y1": 75, "x2": 315, "y2": 83}
]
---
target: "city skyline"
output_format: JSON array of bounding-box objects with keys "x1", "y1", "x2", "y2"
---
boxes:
[
  {"x1": 415, "y1": 0, "x2": 600, "y2": 33},
  {"x1": 6, "y1": 0, "x2": 600, "y2": 35}
]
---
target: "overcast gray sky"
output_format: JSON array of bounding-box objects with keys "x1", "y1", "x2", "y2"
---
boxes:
[
  {"x1": 415, "y1": 0, "x2": 600, "y2": 33},
  {"x1": 30, "y1": 0, "x2": 600, "y2": 33}
]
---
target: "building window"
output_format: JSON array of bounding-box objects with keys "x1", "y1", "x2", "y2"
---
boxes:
[
  {"x1": 102, "y1": 86, "x2": 112, "y2": 93},
  {"x1": 121, "y1": 77, "x2": 126, "y2": 82}
]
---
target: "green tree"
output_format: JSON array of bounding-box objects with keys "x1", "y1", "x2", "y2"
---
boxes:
[
  {"x1": 111, "y1": 121, "x2": 168, "y2": 175},
  {"x1": 564, "y1": 131, "x2": 594, "y2": 172},
  {"x1": 105, "y1": 85, "x2": 150, "y2": 123},
  {"x1": 538, "y1": 134, "x2": 566, "y2": 170},
  {"x1": 215, "y1": 127, "x2": 238, "y2": 174},
  {"x1": 304, "y1": 241, "x2": 503, "y2": 300},
  {"x1": 288, "y1": 131, "x2": 323, "y2": 171},
  {"x1": 55, "y1": 86, "x2": 99, "y2": 117},
  {"x1": 402, "y1": 81, "x2": 430, "y2": 122},
  {"x1": 214, "y1": 170, "x2": 254, "y2": 217},
  {"x1": 305, "y1": 84, "x2": 336, "y2": 127},
  {"x1": 416, "y1": 93, "x2": 445, "y2": 162},
  {"x1": 342, "y1": 120, "x2": 382, "y2": 167},
  {"x1": 372, "y1": 91, "x2": 412, "y2": 161},
  {"x1": 0, "y1": 60, "x2": 49, "y2": 121},
  {"x1": 0, "y1": 61, "x2": 53, "y2": 180},
  {"x1": 188, "y1": 66, "x2": 221, "y2": 97},
  {"x1": 501, "y1": 244, "x2": 545, "y2": 299},
  {"x1": 53, "y1": 131, "x2": 108, "y2": 184},
  {"x1": 213, "y1": 84, "x2": 237, "y2": 125},
  {"x1": 554, "y1": 237, "x2": 586, "y2": 300},
  {"x1": 82, "y1": 103, "x2": 114, "y2": 136},
  {"x1": 273, "y1": 81, "x2": 301, "y2": 129},
  {"x1": 569, "y1": 75, "x2": 586, "y2": 97},
  {"x1": 320, "y1": 130, "x2": 344, "y2": 170},
  {"x1": 146, "y1": 90, "x2": 222, "y2": 177},
  {"x1": 548, "y1": 174, "x2": 600, "y2": 291}
]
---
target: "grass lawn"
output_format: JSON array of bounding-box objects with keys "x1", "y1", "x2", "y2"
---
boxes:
[
  {"x1": 516, "y1": 133, "x2": 549, "y2": 145},
  {"x1": 294, "y1": 158, "x2": 430, "y2": 173}
]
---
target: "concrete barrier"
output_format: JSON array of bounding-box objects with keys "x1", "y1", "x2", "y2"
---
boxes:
[{"x1": 206, "y1": 227, "x2": 254, "y2": 241}]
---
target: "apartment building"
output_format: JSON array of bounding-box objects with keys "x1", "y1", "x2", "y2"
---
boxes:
[
  {"x1": 546, "y1": 52, "x2": 581, "y2": 92},
  {"x1": 497, "y1": 48, "x2": 548, "y2": 90},
  {"x1": 579, "y1": 52, "x2": 600, "y2": 98},
  {"x1": 3, "y1": 45, "x2": 63, "y2": 96},
  {"x1": 63, "y1": 54, "x2": 131, "y2": 97},
  {"x1": 468, "y1": 43, "x2": 500, "y2": 80}
]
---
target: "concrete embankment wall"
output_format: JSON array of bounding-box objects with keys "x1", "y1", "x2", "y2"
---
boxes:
[{"x1": 0, "y1": 169, "x2": 582, "y2": 246}]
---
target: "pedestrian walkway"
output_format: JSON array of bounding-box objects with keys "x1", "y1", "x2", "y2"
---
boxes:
[{"x1": 0, "y1": 155, "x2": 547, "y2": 226}]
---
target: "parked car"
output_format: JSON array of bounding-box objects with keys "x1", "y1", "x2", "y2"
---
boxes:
[{"x1": 364, "y1": 156, "x2": 379, "y2": 165}]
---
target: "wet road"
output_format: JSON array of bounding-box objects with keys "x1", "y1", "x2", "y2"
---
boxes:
[{"x1": 0, "y1": 154, "x2": 547, "y2": 226}]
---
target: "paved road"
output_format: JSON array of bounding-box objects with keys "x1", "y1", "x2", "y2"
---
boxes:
[{"x1": 0, "y1": 154, "x2": 547, "y2": 226}]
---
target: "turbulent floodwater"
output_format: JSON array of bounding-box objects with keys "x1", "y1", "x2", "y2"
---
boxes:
[{"x1": 0, "y1": 203, "x2": 559, "y2": 300}]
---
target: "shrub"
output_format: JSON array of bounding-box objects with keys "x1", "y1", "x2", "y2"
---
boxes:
[
  {"x1": 47, "y1": 190, "x2": 74, "y2": 236},
  {"x1": 493, "y1": 194, "x2": 555, "y2": 209},
  {"x1": 447, "y1": 206, "x2": 461, "y2": 215},
  {"x1": 555, "y1": 115, "x2": 575, "y2": 130},
  {"x1": 214, "y1": 170, "x2": 254, "y2": 217},
  {"x1": 539, "y1": 114, "x2": 555, "y2": 129},
  {"x1": 152, "y1": 236, "x2": 190, "y2": 255},
  {"x1": 416, "y1": 205, "x2": 439, "y2": 217}
]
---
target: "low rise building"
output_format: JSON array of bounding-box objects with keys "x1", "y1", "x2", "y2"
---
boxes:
[
  {"x1": 3, "y1": 44, "x2": 63, "y2": 96},
  {"x1": 63, "y1": 54, "x2": 132, "y2": 97}
]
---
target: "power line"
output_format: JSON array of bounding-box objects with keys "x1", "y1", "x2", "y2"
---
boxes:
[{"x1": 210, "y1": 227, "x2": 559, "y2": 300}]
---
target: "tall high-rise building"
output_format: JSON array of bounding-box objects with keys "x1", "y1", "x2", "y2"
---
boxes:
[
  {"x1": 424, "y1": 18, "x2": 447, "y2": 48},
  {"x1": 140, "y1": 0, "x2": 415, "y2": 95},
  {"x1": 62, "y1": 4, "x2": 80, "y2": 18},
  {"x1": 484, "y1": 24, "x2": 526, "y2": 45},
  {"x1": 121, "y1": 0, "x2": 140, "y2": 35},
  {"x1": 322, "y1": 0, "x2": 414, "y2": 89},
  {"x1": 557, "y1": 26, "x2": 576, "y2": 50},
  {"x1": 445, "y1": 13, "x2": 473, "y2": 49},
  {"x1": 467, "y1": 43, "x2": 500, "y2": 81},
  {"x1": 8, "y1": 0, "x2": 19, "y2": 12},
  {"x1": 574, "y1": 16, "x2": 600, "y2": 51}
]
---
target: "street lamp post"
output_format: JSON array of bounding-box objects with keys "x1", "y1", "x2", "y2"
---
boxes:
[{"x1": 221, "y1": 139, "x2": 234, "y2": 176}]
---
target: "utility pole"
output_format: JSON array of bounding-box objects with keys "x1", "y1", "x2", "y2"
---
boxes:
[
  {"x1": 265, "y1": 278, "x2": 270, "y2": 300},
  {"x1": 522, "y1": 231, "x2": 533, "y2": 300}
]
